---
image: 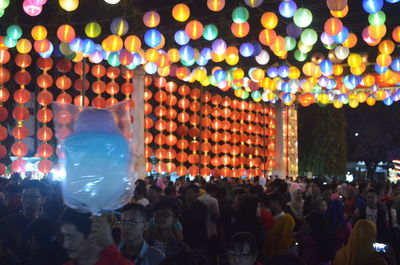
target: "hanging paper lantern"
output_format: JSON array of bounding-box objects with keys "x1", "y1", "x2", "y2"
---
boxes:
[
  {"x1": 174, "y1": 30, "x2": 189, "y2": 45},
  {"x1": 7, "y1": 25, "x2": 23, "y2": 40},
  {"x1": 301, "y1": 29, "x2": 318, "y2": 45},
  {"x1": 369, "y1": 11, "x2": 386, "y2": 26},
  {"x1": 245, "y1": 0, "x2": 263, "y2": 8},
  {"x1": 232, "y1": 6, "x2": 249, "y2": 23},
  {"x1": 261, "y1": 12, "x2": 278, "y2": 29},
  {"x1": 333, "y1": 26, "x2": 349, "y2": 43},
  {"x1": 84, "y1": 22, "x2": 101, "y2": 38},
  {"x1": 362, "y1": 0, "x2": 384, "y2": 14},
  {"x1": 16, "y1": 38, "x2": 32, "y2": 54},
  {"x1": 143, "y1": 11, "x2": 160, "y2": 28},
  {"x1": 0, "y1": 0, "x2": 10, "y2": 10},
  {"x1": 392, "y1": 26, "x2": 400, "y2": 43},
  {"x1": 104, "y1": 0, "x2": 120, "y2": 4},
  {"x1": 31, "y1": 25, "x2": 47, "y2": 41},
  {"x1": 110, "y1": 18, "x2": 129, "y2": 36},
  {"x1": 144, "y1": 29, "x2": 162, "y2": 48},
  {"x1": 324, "y1": 18, "x2": 343, "y2": 36},
  {"x1": 59, "y1": 0, "x2": 79, "y2": 12},
  {"x1": 23, "y1": 0, "x2": 42, "y2": 16},
  {"x1": 368, "y1": 24, "x2": 386, "y2": 39},
  {"x1": 286, "y1": 23, "x2": 302, "y2": 38},
  {"x1": 294, "y1": 8, "x2": 313, "y2": 28},
  {"x1": 259, "y1": 28, "x2": 277, "y2": 46},
  {"x1": 57, "y1": 24, "x2": 75, "y2": 43},
  {"x1": 240, "y1": 42, "x2": 254, "y2": 57},
  {"x1": 378, "y1": 40, "x2": 395, "y2": 54},
  {"x1": 231, "y1": 22, "x2": 250, "y2": 38},
  {"x1": 185, "y1": 20, "x2": 204, "y2": 40},
  {"x1": 172, "y1": 3, "x2": 190, "y2": 22},
  {"x1": 203, "y1": 24, "x2": 218, "y2": 41},
  {"x1": 3, "y1": 36, "x2": 17, "y2": 48},
  {"x1": 327, "y1": 0, "x2": 347, "y2": 11},
  {"x1": 207, "y1": 0, "x2": 225, "y2": 11},
  {"x1": 335, "y1": 45, "x2": 349, "y2": 59},
  {"x1": 279, "y1": 0, "x2": 297, "y2": 18},
  {"x1": 331, "y1": 5, "x2": 349, "y2": 18}
]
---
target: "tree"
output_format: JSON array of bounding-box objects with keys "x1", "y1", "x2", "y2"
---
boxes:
[{"x1": 299, "y1": 105, "x2": 347, "y2": 177}]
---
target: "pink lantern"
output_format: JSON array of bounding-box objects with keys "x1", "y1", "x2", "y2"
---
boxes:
[
  {"x1": 30, "y1": 0, "x2": 48, "y2": 5},
  {"x1": 23, "y1": 0, "x2": 43, "y2": 16}
]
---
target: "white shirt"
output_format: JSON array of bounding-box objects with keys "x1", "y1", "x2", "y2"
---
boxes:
[
  {"x1": 274, "y1": 211, "x2": 285, "y2": 221},
  {"x1": 137, "y1": 198, "x2": 150, "y2": 207},
  {"x1": 198, "y1": 193, "x2": 219, "y2": 239}
]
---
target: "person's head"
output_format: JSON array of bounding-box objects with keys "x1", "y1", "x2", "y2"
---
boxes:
[
  {"x1": 25, "y1": 218, "x2": 58, "y2": 254},
  {"x1": 347, "y1": 220, "x2": 377, "y2": 249},
  {"x1": 268, "y1": 194, "x2": 283, "y2": 215},
  {"x1": 231, "y1": 188, "x2": 247, "y2": 207},
  {"x1": 205, "y1": 183, "x2": 218, "y2": 197},
  {"x1": 120, "y1": 203, "x2": 147, "y2": 242},
  {"x1": 160, "y1": 250, "x2": 209, "y2": 265},
  {"x1": 60, "y1": 208, "x2": 98, "y2": 260},
  {"x1": 321, "y1": 184, "x2": 333, "y2": 201},
  {"x1": 21, "y1": 180, "x2": 47, "y2": 216},
  {"x1": 366, "y1": 189, "x2": 379, "y2": 208},
  {"x1": 227, "y1": 232, "x2": 258, "y2": 265},
  {"x1": 134, "y1": 185, "x2": 147, "y2": 199},
  {"x1": 164, "y1": 186, "x2": 175, "y2": 197},
  {"x1": 248, "y1": 185, "x2": 264, "y2": 198},
  {"x1": 313, "y1": 198, "x2": 328, "y2": 214},
  {"x1": 310, "y1": 179, "x2": 323, "y2": 196},
  {"x1": 290, "y1": 189, "x2": 303, "y2": 202},
  {"x1": 147, "y1": 185, "x2": 162, "y2": 203},
  {"x1": 153, "y1": 199, "x2": 179, "y2": 231},
  {"x1": 135, "y1": 179, "x2": 146, "y2": 188},
  {"x1": 358, "y1": 183, "x2": 368, "y2": 197},
  {"x1": 183, "y1": 185, "x2": 199, "y2": 204},
  {"x1": 263, "y1": 255, "x2": 306, "y2": 265}
]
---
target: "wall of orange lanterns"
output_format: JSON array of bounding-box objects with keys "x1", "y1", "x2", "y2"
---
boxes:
[{"x1": 143, "y1": 75, "x2": 277, "y2": 178}]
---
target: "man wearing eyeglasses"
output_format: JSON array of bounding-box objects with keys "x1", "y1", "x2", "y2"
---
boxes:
[{"x1": 119, "y1": 203, "x2": 165, "y2": 265}]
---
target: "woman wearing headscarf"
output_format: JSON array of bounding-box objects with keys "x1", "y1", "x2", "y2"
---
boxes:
[
  {"x1": 295, "y1": 212, "x2": 335, "y2": 265},
  {"x1": 334, "y1": 220, "x2": 388, "y2": 265},
  {"x1": 263, "y1": 214, "x2": 296, "y2": 257},
  {"x1": 286, "y1": 189, "x2": 304, "y2": 231}
]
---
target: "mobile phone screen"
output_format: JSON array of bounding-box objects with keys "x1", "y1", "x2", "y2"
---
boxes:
[{"x1": 373, "y1": 243, "x2": 387, "y2": 253}]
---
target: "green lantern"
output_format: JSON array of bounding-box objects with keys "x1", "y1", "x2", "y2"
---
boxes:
[
  {"x1": 0, "y1": 0, "x2": 9, "y2": 9},
  {"x1": 203, "y1": 24, "x2": 218, "y2": 41},
  {"x1": 0, "y1": 9, "x2": 4, "y2": 18},
  {"x1": 3, "y1": 35, "x2": 17, "y2": 48},
  {"x1": 251, "y1": 90, "x2": 262, "y2": 100},
  {"x1": 298, "y1": 40, "x2": 313, "y2": 53},
  {"x1": 301, "y1": 29, "x2": 317, "y2": 46},
  {"x1": 285, "y1": 36, "x2": 296, "y2": 51},
  {"x1": 293, "y1": 8, "x2": 313, "y2": 28},
  {"x1": 7, "y1": 25, "x2": 23, "y2": 40},
  {"x1": 85, "y1": 22, "x2": 102, "y2": 38},
  {"x1": 181, "y1": 57, "x2": 195, "y2": 67},
  {"x1": 240, "y1": 90, "x2": 250, "y2": 99},
  {"x1": 312, "y1": 85, "x2": 322, "y2": 94},
  {"x1": 294, "y1": 49, "x2": 307, "y2": 62},
  {"x1": 107, "y1": 52, "x2": 120, "y2": 67},
  {"x1": 232, "y1": 6, "x2": 249, "y2": 23},
  {"x1": 368, "y1": 11, "x2": 386, "y2": 26},
  {"x1": 60, "y1": 42, "x2": 74, "y2": 56}
]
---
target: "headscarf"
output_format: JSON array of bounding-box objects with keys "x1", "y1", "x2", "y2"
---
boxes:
[
  {"x1": 287, "y1": 189, "x2": 304, "y2": 220},
  {"x1": 334, "y1": 220, "x2": 387, "y2": 265},
  {"x1": 306, "y1": 212, "x2": 335, "y2": 261},
  {"x1": 264, "y1": 214, "x2": 295, "y2": 257}
]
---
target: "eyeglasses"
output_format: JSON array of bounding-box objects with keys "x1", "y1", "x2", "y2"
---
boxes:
[{"x1": 118, "y1": 219, "x2": 146, "y2": 226}]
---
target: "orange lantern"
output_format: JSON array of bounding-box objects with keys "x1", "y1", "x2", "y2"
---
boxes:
[
  {"x1": 172, "y1": 3, "x2": 190, "y2": 22},
  {"x1": 324, "y1": 18, "x2": 343, "y2": 36},
  {"x1": 207, "y1": 0, "x2": 225, "y2": 11},
  {"x1": 185, "y1": 20, "x2": 204, "y2": 40},
  {"x1": 259, "y1": 29, "x2": 277, "y2": 46},
  {"x1": 57, "y1": 24, "x2": 75, "y2": 43},
  {"x1": 231, "y1": 22, "x2": 250, "y2": 38},
  {"x1": 261, "y1": 12, "x2": 278, "y2": 29}
]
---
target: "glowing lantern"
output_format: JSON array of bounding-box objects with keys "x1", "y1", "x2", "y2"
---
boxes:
[
  {"x1": 143, "y1": 11, "x2": 160, "y2": 28},
  {"x1": 59, "y1": 0, "x2": 79, "y2": 12},
  {"x1": 185, "y1": 20, "x2": 204, "y2": 40},
  {"x1": 368, "y1": 24, "x2": 386, "y2": 39},
  {"x1": 0, "y1": 0, "x2": 10, "y2": 10},
  {"x1": 7, "y1": 25, "x2": 22, "y2": 40},
  {"x1": 203, "y1": 24, "x2": 218, "y2": 41},
  {"x1": 144, "y1": 29, "x2": 162, "y2": 48},
  {"x1": 392, "y1": 26, "x2": 400, "y2": 43},
  {"x1": 57, "y1": 25, "x2": 75, "y2": 43},
  {"x1": 301, "y1": 29, "x2": 318, "y2": 46},
  {"x1": 259, "y1": 29, "x2": 277, "y2": 46},
  {"x1": 110, "y1": 18, "x2": 129, "y2": 36},
  {"x1": 232, "y1": 6, "x2": 249, "y2": 23},
  {"x1": 378, "y1": 40, "x2": 395, "y2": 54},
  {"x1": 207, "y1": 0, "x2": 225, "y2": 11},
  {"x1": 16, "y1": 39, "x2": 32, "y2": 54},
  {"x1": 369, "y1": 11, "x2": 386, "y2": 26},
  {"x1": 231, "y1": 22, "x2": 250, "y2": 38},
  {"x1": 342, "y1": 33, "x2": 357, "y2": 48},
  {"x1": 124, "y1": 35, "x2": 141, "y2": 52},
  {"x1": 347, "y1": 53, "x2": 362, "y2": 67},
  {"x1": 294, "y1": 8, "x2": 313, "y2": 28},
  {"x1": 362, "y1": 0, "x2": 383, "y2": 14},
  {"x1": 23, "y1": 0, "x2": 42, "y2": 16},
  {"x1": 172, "y1": 3, "x2": 190, "y2": 22},
  {"x1": 279, "y1": 0, "x2": 297, "y2": 18},
  {"x1": 376, "y1": 54, "x2": 392, "y2": 67},
  {"x1": 330, "y1": 5, "x2": 349, "y2": 18},
  {"x1": 261, "y1": 12, "x2": 278, "y2": 29},
  {"x1": 31, "y1": 25, "x2": 47, "y2": 41},
  {"x1": 324, "y1": 18, "x2": 343, "y2": 36},
  {"x1": 245, "y1": 0, "x2": 263, "y2": 8},
  {"x1": 327, "y1": 0, "x2": 347, "y2": 11}
]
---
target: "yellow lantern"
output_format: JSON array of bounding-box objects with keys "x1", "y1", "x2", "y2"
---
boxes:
[
  {"x1": 356, "y1": 92, "x2": 367, "y2": 103},
  {"x1": 366, "y1": 96, "x2": 376, "y2": 106},
  {"x1": 318, "y1": 94, "x2": 330, "y2": 104},
  {"x1": 72, "y1": 52, "x2": 84, "y2": 62},
  {"x1": 375, "y1": 90, "x2": 387, "y2": 101},
  {"x1": 376, "y1": 53, "x2": 392, "y2": 67},
  {"x1": 288, "y1": 67, "x2": 300, "y2": 79},
  {"x1": 350, "y1": 64, "x2": 366, "y2": 76},
  {"x1": 342, "y1": 33, "x2": 357, "y2": 48},
  {"x1": 107, "y1": 35, "x2": 123, "y2": 52},
  {"x1": 207, "y1": 0, "x2": 225, "y2": 12},
  {"x1": 302, "y1": 81, "x2": 313, "y2": 93},
  {"x1": 225, "y1": 54, "x2": 239, "y2": 65},
  {"x1": 194, "y1": 68, "x2": 207, "y2": 81},
  {"x1": 333, "y1": 64, "x2": 344, "y2": 76},
  {"x1": 59, "y1": 0, "x2": 79, "y2": 12},
  {"x1": 145, "y1": 48, "x2": 159, "y2": 63},
  {"x1": 31, "y1": 25, "x2": 47, "y2": 41},
  {"x1": 251, "y1": 68, "x2": 265, "y2": 81},
  {"x1": 85, "y1": 22, "x2": 101, "y2": 38},
  {"x1": 158, "y1": 66, "x2": 170, "y2": 77},
  {"x1": 211, "y1": 51, "x2": 225, "y2": 62},
  {"x1": 267, "y1": 92, "x2": 276, "y2": 100},
  {"x1": 200, "y1": 77, "x2": 211, "y2": 86},
  {"x1": 124, "y1": 35, "x2": 141, "y2": 52},
  {"x1": 234, "y1": 88, "x2": 243, "y2": 98},
  {"x1": 333, "y1": 99, "x2": 343, "y2": 108},
  {"x1": 330, "y1": 5, "x2": 348, "y2": 18},
  {"x1": 368, "y1": 24, "x2": 387, "y2": 40},
  {"x1": 172, "y1": 3, "x2": 190, "y2": 22},
  {"x1": 347, "y1": 53, "x2": 362, "y2": 68},
  {"x1": 232, "y1": 68, "x2": 244, "y2": 79},
  {"x1": 16, "y1": 38, "x2": 32, "y2": 54},
  {"x1": 349, "y1": 98, "x2": 359, "y2": 108},
  {"x1": 302, "y1": 62, "x2": 316, "y2": 76},
  {"x1": 167, "y1": 48, "x2": 180, "y2": 63}
]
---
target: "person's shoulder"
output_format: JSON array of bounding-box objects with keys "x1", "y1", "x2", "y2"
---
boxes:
[{"x1": 146, "y1": 245, "x2": 166, "y2": 259}]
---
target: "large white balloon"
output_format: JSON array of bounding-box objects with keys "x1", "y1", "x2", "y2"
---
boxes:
[{"x1": 255, "y1": 49, "x2": 270, "y2": 65}]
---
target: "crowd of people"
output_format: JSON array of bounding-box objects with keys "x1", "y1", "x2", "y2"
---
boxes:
[{"x1": 0, "y1": 173, "x2": 400, "y2": 265}]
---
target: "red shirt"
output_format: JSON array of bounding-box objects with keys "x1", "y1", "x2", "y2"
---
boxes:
[{"x1": 64, "y1": 244, "x2": 133, "y2": 265}]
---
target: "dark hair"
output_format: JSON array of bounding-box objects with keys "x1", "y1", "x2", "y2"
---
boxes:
[
  {"x1": 135, "y1": 179, "x2": 146, "y2": 188},
  {"x1": 160, "y1": 250, "x2": 209, "y2": 265},
  {"x1": 367, "y1": 189, "x2": 379, "y2": 196},
  {"x1": 249, "y1": 185, "x2": 264, "y2": 196},
  {"x1": 227, "y1": 232, "x2": 258, "y2": 255},
  {"x1": 121, "y1": 203, "x2": 148, "y2": 220},
  {"x1": 264, "y1": 254, "x2": 306, "y2": 265},
  {"x1": 205, "y1": 183, "x2": 218, "y2": 194},
  {"x1": 60, "y1": 208, "x2": 92, "y2": 238},
  {"x1": 321, "y1": 183, "x2": 333, "y2": 193},
  {"x1": 22, "y1": 180, "x2": 47, "y2": 197},
  {"x1": 183, "y1": 184, "x2": 199, "y2": 195},
  {"x1": 305, "y1": 212, "x2": 335, "y2": 261},
  {"x1": 231, "y1": 188, "x2": 246, "y2": 199},
  {"x1": 311, "y1": 179, "x2": 323, "y2": 190},
  {"x1": 153, "y1": 198, "x2": 180, "y2": 217},
  {"x1": 164, "y1": 186, "x2": 175, "y2": 196},
  {"x1": 5, "y1": 183, "x2": 22, "y2": 194},
  {"x1": 134, "y1": 185, "x2": 147, "y2": 197},
  {"x1": 149, "y1": 185, "x2": 162, "y2": 194},
  {"x1": 25, "y1": 218, "x2": 58, "y2": 246}
]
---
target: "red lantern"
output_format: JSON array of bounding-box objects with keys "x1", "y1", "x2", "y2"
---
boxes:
[
  {"x1": 12, "y1": 106, "x2": 29, "y2": 121},
  {"x1": 0, "y1": 145, "x2": 7, "y2": 158},
  {"x1": 11, "y1": 158, "x2": 27, "y2": 173},
  {"x1": 37, "y1": 91, "x2": 53, "y2": 106},
  {"x1": 11, "y1": 141, "x2": 28, "y2": 157},
  {"x1": 176, "y1": 152, "x2": 188, "y2": 163},
  {"x1": 37, "y1": 143, "x2": 53, "y2": 158},
  {"x1": 0, "y1": 126, "x2": 7, "y2": 141},
  {"x1": 56, "y1": 75, "x2": 72, "y2": 90},
  {"x1": 38, "y1": 159, "x2": 53, "y2": 174},
  {"x1": 36, "y1": 74, "x2": 53, "y2": 89},
  {"x1": 56, "y1": 93, "x2": 73, "y2": 104},
  {"x1": 13, "y1": 88, "x2": 30, "y2": 104},
  {"x1": 189, "y1": 165, "x2": 199, "y2": 176},
  {"x1": 0, "y1": 67, "x2": 10, "y2": 84},
  {"x1": 12, "y1": 126, "x2": 28, "y2": 140},
  {"x1": 176, "y1": 165, "x2": 187, "y2": 176},
  {"x1": 92, "y1": 96, "x2": 106, "y2": 108},
  {"x1": 37, "y1": 127, "x2": 53, "y2": 141}
]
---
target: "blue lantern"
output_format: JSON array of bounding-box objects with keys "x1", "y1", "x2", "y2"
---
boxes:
[
  {"x1": 320, "y1": 59, "x2": 333, "y2": 74},
  {"x1": 267, "y1": 67, "x2": 278, "y2": 78},
  {"x1": 214, "y1": 69, "x2": 226, "y2": 82},
  {"x1": 390, "y1": 58, "x2": 400, "y2": 72},
  {"x1": 174, "y1": 30, "x2": 190, "y2": 46},
  {"x1": 239, "y1": 42, "x2": 254, "y2": 57},
  {"x1": 39, "y1": 42, "x2": 54, "y2": 58},
  {"x1": 144, "y1": 62, "x2": 157, "y2": 74},
  {"x1": 333, "y1": 27, "x2": 349, "y2": 44},
  {"x1": 179, "y1": 45, "x2": 194, "y2": 61},
  {"x1": 200, "y1": 48, "x2": 212, "y2": 60},
  {"x1": 383, "y1": 96, "x2": 394, "y2": 106},
  {"x1": 279, "y1": 0, "x2": 297, "y2": 18},
  {"x1": 278, "y1": 65, "x2": 289, "y2": 78},
  {"x1": 212, "y1": 39, "x2": 227, "y2": 55},
  {"x1": 375, "y1": 64, "x2": 388, "y2": 74},
  {"x1": 363, "y1": 0, "x2": 384, "y2": 14},
  {"x1": 69, "y1": 38, "x2": 83, "y2": 53},
  {"x1": 144, "y1": 29, "x2": 162, "y2": 48},
  {"x1": 82, "y1": 39, "x2": 96, "y2": 54}
]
